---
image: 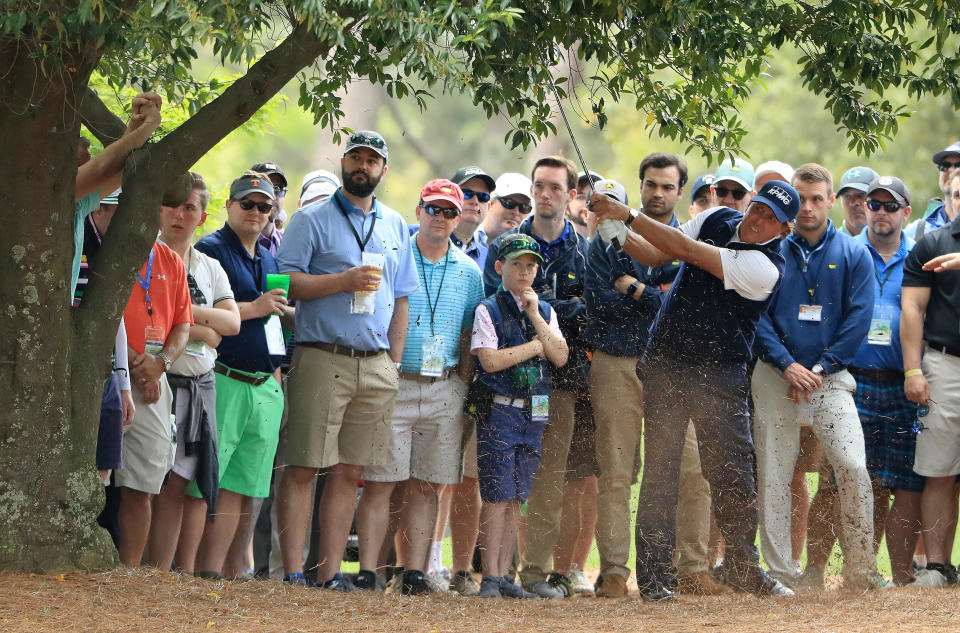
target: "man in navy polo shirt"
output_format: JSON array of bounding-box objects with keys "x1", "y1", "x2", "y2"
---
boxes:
[
  {"x1": 274, "y1": 131, "x2": 419, "y2": 591},
  {"x1": 591, "y1": 178, "x2": 800, "y2": 601},
  {"x1": 751, "y1": 164, "x2": 881, "y2": 591},
  {"x1": 190, "y1": 172, "x2": 289, "y2": 579}
]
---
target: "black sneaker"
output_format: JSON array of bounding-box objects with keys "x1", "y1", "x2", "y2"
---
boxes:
[
  {"x1": 354, "y1": 569, "x2": 385, "y2": 593},
  {"x1": 400, "y1": 569, "x2": 436, "y2": 595},
  {"x1": 546, "y1": 571, "x2": 573, "y2": 598},
  {"x1": 943, "y1": 564, "x2": 958, "y2": 585},
  {"x1": 638, "y1": 582, "x2": 676, "y2": 602}
]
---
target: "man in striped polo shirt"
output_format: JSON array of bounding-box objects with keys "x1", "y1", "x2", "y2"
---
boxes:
[{"x1": 359, "y1": 179, "x2": 484, "y2": 594}]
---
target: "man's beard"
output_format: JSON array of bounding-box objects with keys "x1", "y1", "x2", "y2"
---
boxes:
[{"x1": 342, "y1": 169, "x2": 382, "y2": 197}]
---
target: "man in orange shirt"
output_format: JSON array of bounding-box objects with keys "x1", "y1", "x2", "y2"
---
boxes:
[{"x1": 116, "y1": 238, "x2": 193, "y2": 566}]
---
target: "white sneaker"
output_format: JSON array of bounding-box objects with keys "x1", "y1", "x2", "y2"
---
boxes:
[
  {"x1": 569, "y1": 565, "x2": 594, "y2": 596},
  {"x1": 427, "y1": 568, "x2": 451, "y2": 592},
  {"x1": 910, "y1": 567, "x2": 947, "y2": 588}
]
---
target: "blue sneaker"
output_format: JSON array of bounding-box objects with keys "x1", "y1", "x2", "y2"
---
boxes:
[
  {"x1": 500, "y1": 575, "x2": 537, "y2": 599},
  {"x1": 478, "y1": 575, "x2": 502, "y2": 598},
  {"x1": 321, "y1": 572, "x2": 356, "y2": 592},
  {"x1": 283, "y1": 571, "x2": 307, "y2": 587}
]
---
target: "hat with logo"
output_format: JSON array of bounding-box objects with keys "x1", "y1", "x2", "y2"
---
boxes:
[
  {"x1": 837, "y1": 166, "x2": 879, "y2": 195},
  {"x1": 101, "y1": 188, "x2": 121, "y2": 206},
  {"x1": 452, "y1": 166, "x2": 496, "y2": 191},
  {"x1": 932, "y1": 141, "x2": 960, "y2": 166},
  {"x1": 420, "y1": 178, "x2": 464, "y2": 212},
  {"x1": 300, "y1": 169, "x2": 341, "y2": 202},
  {"x1": 498, "y1": 233, "x2": 543, "y2": 262},
  {"x1": 690, "y1": 174, "x2": 714, "y2": 202},
  {"x1": 755, "y1": 161, "x2": 794, "y2": 183},
  {"x1": 594, "y1": 179, "x2": 628, "y2": 205},
  {"x1": 714, "y1": 158, "x2": 755, "y2": 191},
  {"x1": 249, "y1": 162, "x2": 287, "y2": 189},
  {"x1": 495, "y1": 172, "x2": 533, "y2": 200},
  {"x1": 229, "y1": 174, "x2": 277, "y2": 201},
  {"x1": 343, "y1": 130, "x2": 388, "y2": 160},
  {"x1": 866, "y1": 176, "x2": 911, "y2": 205},
  {"x1": 751, "y1": 179, "x2": 800, "y2": 222}
]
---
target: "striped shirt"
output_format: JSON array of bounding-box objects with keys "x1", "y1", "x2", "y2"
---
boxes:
[{"x1": 402, "y1": 237, "x2": 484, "y2": 373}]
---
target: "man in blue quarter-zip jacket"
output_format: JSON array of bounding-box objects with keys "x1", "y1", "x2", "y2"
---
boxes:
[
  {"x1": 591, "y1": 178, "x2": 801, "y2": 601},
  {"x1": 752, "y1": 163, "x2": 883, "y2": 591},
  {"x1": 483, "y1": 155, "x2": 590, "y2": 598}
]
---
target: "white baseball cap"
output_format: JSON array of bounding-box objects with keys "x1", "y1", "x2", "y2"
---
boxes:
[
  {"x1": 494, "y1": 172, "x2": 532, "y2": 200},
  {"x1": 755, "y1": 160, "x2": 795, "y2": 183}
]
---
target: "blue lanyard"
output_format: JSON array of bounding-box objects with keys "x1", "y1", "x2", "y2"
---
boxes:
[{"x1": 137, "y1": 247, "x2": 155, "y2": 316}]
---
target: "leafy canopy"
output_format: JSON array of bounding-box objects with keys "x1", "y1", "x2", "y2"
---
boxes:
[{"x1": 2, "y1": 0, "x2": 958, "y2": 159}]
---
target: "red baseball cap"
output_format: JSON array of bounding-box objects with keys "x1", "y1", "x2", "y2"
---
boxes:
[{"x1": 420, "y1": 178, "x2": 464, "y2": 212}]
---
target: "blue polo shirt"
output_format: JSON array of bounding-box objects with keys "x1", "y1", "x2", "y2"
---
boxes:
[
  {"x1": 277, "y1": 189, "x2": 419, "y2": 351},
  {"x1": 402, "y1": 237, "x2": 484, "y2": 373},
  {"x1": 851, "y1": 230, "x2": 915, "y2": 371},
  {"x1": 451, "y1": 227, "x2": 489, "y2": 267},
  {"x1": 195, "y1": 222, "x2": 282, "y2": 374}
]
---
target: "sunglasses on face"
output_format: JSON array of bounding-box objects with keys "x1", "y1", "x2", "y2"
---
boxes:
[
  {"x1": 714, "y1": 186, "x2": 748, "y2": 200},
  {"x1": 499, "y1": 197, "x2": 532, "y2": 213},
  {"x1": 937, "y1": 161, "x2": 960, "y2": 172},
  {"x1": 349, "y1": 133, "x2": 386, "y2": 149},
  {"x1": 502, "y1": 236, "x2": 540, "y2": 253},
  {"x1": 462, "y1": 188, "x2": 491, "y2": 203},
  {"x1": 420, "y1": 204, "x2": 460, "y2": 219},
  {"x1": 236, "y1": 199, "x2": 273, "y2": 214},
  {"x1": 866, "y1": 199, "x2": 905, "y2": 213}
]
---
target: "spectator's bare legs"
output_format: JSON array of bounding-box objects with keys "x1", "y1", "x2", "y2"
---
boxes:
[
  {"x1": 871, "y1": 481, "x2": 888, "y2": 550},
  {"x1": 358, "y1": 480, "x2": 397, "y2": 573},
  {"x1": 193, "y1": 490, "x2": 243, "y2": 576},
  {"x1": 571, "y1": 476, "x2": 598, "y2": 570},
  {"x1": 276, "y1": 465, "x2": 318, "y2": 575},
  {"x1": 943, "y1": 483, "x2": 960, "y2": 568},
  {"x1": 145, "y1": 474, "x2": 191, "y2": 570},
  {"x1": 499, "y1": 500, "x2": 522, "y2": 577},
  {"x1": 399, "y1": 479, "x2": 443, "y2": 573},
  {"x1": 920, "y1": 476, "x2": 957, "y2": 567},
  {"x1": 450, "y1": 477, "x2": 481, "y2": 574},
  {"x1": 315, "y1": 464, "x2": 363, "y2": 582},
  {"x1": 885, "y1": 489, "x2": 921, "y2": 585},
  {"x1": 790, "y1": 471, "x2": 810, "y2": 565},
  {"x1": 377, "y1": 485, "x2": 406, "y2": 571},
  {"x1": 175, "y1": 495, "x2": 208, "y2": 573},
  {"x1": 430, "y1": 485, "x2": 454, "y2": 569},
  {"x1": 553, "y1": 476, "x2": 596, "y2": 573},
  {"x1": 221, "y1": 495, "x2": 255, "y2": 579},
  {"x1": 479, "y1": 501, "x2": 506, "y2": 577},
  {"x1": 118, "y1": 488, "x2": 153, "y2": 566}
]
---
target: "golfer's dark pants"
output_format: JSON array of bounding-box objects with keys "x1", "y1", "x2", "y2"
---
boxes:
[{"x1": 634, "y1": 360, "x2": 761, "y2": 590}]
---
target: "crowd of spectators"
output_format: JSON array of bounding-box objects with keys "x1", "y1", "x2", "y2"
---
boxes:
[{"x1": 73, "y1": 92, "x2": 960, "y2": 600}]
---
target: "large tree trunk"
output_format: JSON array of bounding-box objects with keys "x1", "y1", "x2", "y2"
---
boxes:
[
  {"x1": 0, "y1": 17, "x2": 349, "y2": 572},
  {"x1": 0, "y1": 40, "x2": 118, "y2": 571}
]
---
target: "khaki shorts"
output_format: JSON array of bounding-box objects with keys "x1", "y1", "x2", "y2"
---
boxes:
[
  {"x1": 794, "y1": 426, "x2": 824, "y2": 473},
  {"x1": 115, "y1": 374, "x2": 176, "y2": 494},
  {"x1": 914, "y1": 348, "x2": 960, "y2": 477},
  {"x1": 462, "y1": 425, "x2": 479, "y2": 480},
  {"x1": 363, "y1": 375, "x2": 469, "y2": 484},
  {"x1": 279, "y1": 346, "x2": 398, "y2": 469}
]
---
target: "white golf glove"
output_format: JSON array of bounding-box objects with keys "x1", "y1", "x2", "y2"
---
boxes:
[{"x1": 599, "y1": 219, "x2": 627, "y2": 248}]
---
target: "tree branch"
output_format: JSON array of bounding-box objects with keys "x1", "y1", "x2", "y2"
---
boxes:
[{"x1": 79, "y1": 87, "x2": 126, "y2": 145}]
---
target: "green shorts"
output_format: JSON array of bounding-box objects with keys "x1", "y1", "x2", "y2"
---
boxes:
[{"x1": 188, "y1": 367, "x2": 283, "y2": 499}]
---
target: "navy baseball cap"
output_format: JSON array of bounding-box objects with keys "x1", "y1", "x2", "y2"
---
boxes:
[
  {"x1": 229, "y1": 174, "x2": 277, "y2": 201},
  {"x1": 751, "y1": 180, "x2": 800, "y2": 222},
  {"x1": 452, "y1": 166, "x2": 496, "y2": 191},
  {"x1": 837, "y1": 166, "x2": 879, "y2": 195},
  {"x1": 250, "y1": 162, "x2": 287, "y2": 188},
  {"x1": 690, "y1": 174, "x2": 715, "y2": 202}
]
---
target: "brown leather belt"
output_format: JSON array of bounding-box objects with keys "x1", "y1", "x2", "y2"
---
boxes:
[
  {"x1": 399, "y1": 367, "x2": 458, "y2": 384},
  {"x1": 214, "y1": 364, "x2": 270, "y2": 386},
  {"x1": 848, "y1": 366, "x2": 903, "y2": 383},
  {"x1": 299, "y1": 341, "x2": 382, "y2": 358}
]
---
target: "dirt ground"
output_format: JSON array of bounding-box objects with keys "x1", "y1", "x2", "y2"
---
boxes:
[{"x1": 0, "y1": 569, "x2": 953, "y2": 633}]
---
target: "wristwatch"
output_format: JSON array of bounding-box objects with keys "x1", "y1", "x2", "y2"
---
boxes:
[
  {"x1": 627, "y1": 280, "x2": 641, "y2": 299},
  {"x1": 811, "y1": 363, "x2": 824, "y2": 375},
  {"x1": 626, "y1": 207, "x2": 639, "y2": 225},
  {"x1": 158, "y1": 352, "x2": 173, "y2": 372}
]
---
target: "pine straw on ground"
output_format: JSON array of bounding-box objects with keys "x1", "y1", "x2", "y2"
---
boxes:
[{"x1": 0, "y1": 569, "x2": 952, "y2": 633}]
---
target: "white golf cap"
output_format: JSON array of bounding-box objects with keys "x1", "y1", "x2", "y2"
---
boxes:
[{"x1": 494, "y1": 172, "x2": 532, "y2": 200}]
